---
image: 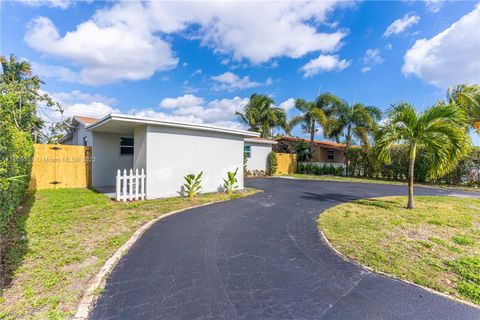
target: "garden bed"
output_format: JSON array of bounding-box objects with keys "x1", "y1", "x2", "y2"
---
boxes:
[{"x1": 318, "y1": 196, "x2": 480, "y2": 306}]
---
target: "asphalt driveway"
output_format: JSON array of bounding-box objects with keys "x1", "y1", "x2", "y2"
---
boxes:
[{"x1": 90, "y1": 178, "x2": 480, "y2": 320}]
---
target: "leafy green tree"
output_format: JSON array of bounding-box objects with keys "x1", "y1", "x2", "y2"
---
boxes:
[
  {"x1": 288, "y1": 93, "x2": 340, "y2": 155},
  {"x1": 294, "y1": 140, "x2": 311, "y2": 161},
  {"x1": 0, "y1": 54, "x2": 51, "y2": 140},
  {"x1": 376, "y1": 102, "x2": 471, "y2": 209},
  {"x1": 327, "y1": 100, "x2": 382, "y2": 175},
  {"x1": 447, "y1": 84, "x2": 480, "y2": 134},
  {"x1": 45, "y1": 117, "x2": 73, "y2": 144},
  {"x1": 236, "y1": 94, "x2": 288, "y2": 138}
]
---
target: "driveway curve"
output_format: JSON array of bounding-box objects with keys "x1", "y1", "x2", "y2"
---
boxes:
[{"x1": 90, "y1": 178, "x2": 480, "y2": 320}]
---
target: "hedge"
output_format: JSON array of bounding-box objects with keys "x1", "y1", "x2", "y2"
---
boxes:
[
  {"x1": 347, "y1": 146, "x2": 480, "y2": 185},
  {"x1": 0, "y1": 125, "x2": 34, "y2": 235},
  {"x1": 297, "y1": 162, "x2": 344, "y2": 176}
]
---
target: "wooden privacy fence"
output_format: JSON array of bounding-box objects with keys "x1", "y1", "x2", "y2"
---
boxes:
[
  {"x1": 275, "y1": 153, "x2": 297, "y2": 175},
  {"x1": 115, "y1": 168, "x2": 146, "y2": 202},
  {"x1": 30, "y1": 144, "x2": 92, "y2": 190}
]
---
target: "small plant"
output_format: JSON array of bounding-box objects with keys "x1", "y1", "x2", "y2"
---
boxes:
[
  {"x1": 223, "y1": 168, "x2": 239, "y2": 195},
  {"x1": 267, "y1": 151, "x2": 278, "y2": 176},
  {"x1": 452, "y1": 235, "x2": 475, "y2": 246},
  {"x1": 183, "y1": 171, "x2": 203, "y2": 199}
]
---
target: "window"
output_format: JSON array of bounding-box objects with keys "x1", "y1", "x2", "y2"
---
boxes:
[
  {"x1": 120, "y1": 137, "x2": 134, "y2": 155},
  {"x1": 244, "y1": 145, "x2": 251, "y2": 158},
  {"x1": 83, "y1": 136, "x2": 88, "y2": 146},
  {"x1": 327, "y1": 150, "x2": 335, "y2": 160}
]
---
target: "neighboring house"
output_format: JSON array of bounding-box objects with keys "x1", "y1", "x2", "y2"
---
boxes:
[
  {"x1": 244, "y1": 137, "x2": 277, "y2": 171},
  {"x1": 59, "y1": 116, "x2": 99, "y2": 146},
  {"x1": 62, "y1": 113, "x2": 259, "y2": 199},
  {"x1": 274, "y1": 136, "x2": 346, "y2": 163}
]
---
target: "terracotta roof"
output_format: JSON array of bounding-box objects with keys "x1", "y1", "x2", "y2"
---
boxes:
[
  {"x1": 74, "y1": 116, "x2": 100, "y2": 125},
  {"x1": 275, "y1": 136, "x2": 346, "y2": 150}
]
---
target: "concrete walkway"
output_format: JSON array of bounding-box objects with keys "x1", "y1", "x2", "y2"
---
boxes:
[{"x1": 90, "y1": 178, "x2": 480, "y2": 319}]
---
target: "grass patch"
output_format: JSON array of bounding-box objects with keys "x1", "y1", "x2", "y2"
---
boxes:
[
  {"x1": 0, "y1": 187, "x2": 259, "y2": 319},
  {"x1": 283, "y1": 174, "x2": 480, "y2": 192},
  {"x1": 318, "y1": 196, "x2": 480, "y2": 305}
]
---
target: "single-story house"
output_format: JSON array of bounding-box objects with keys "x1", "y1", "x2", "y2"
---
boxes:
[
  {"x1": 61, "y1": 113, "x2": 260, "y2": 199},
  {"x1": 244, "y1": 137, "x2": 277, "y2": 172},
  {"x1": 274, "y1": 136, "x2": 346, "y2": 163}
]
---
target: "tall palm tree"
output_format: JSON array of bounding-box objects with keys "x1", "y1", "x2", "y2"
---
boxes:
[
  {"x1": 447, "y1": 84, "x2": 480, "y2": 133},
  {"x1": 327, "y1": 101, "x2": 382, "y2": 175},
  {"x1": 289, "y1": 93, "x2": 340, "y2": 155},
  {"x1": 236, "y1": 94, "x2": 288, "y2": 138},
  {"x1": 0, "y1": 54, "x2": 40, "y2": 85},
  {"x1": 376, "y1": 102, "x2": 470, "y2": 209}
]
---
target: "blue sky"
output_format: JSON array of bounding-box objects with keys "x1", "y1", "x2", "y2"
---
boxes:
[{"x1": 2, "y1": 0, "x2": 480, "y2": 144}]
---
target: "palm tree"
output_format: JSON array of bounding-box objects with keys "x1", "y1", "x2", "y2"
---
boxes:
[
  {"x1": 236, "y1": 94, "x2": 288, "y2": 138},
  {"x1": 289, "y1": 93, "x2": 340, "y2": 155},
  {"x1": 447, "y1": 84, "x2": 480, "y2": 133},
  {"x1": 327, "y1": 101, "x2": 382, "y2": 175},
  {"x1": 0, "y1": 54, "x2": 40, "y2": 85},
  {"x1": 375, "y1": 102, "x2": 470, "y2": 209}
]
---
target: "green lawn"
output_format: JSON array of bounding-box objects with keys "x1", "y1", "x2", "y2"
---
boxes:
[
  {"x1": 283, "y1": 173, "x2": 480, "y2": 192},
  {"x1": 0, "y1": 187, "x2": 259, "y2": 319},
  {"x1": 318, "y1": 196, "x2": 480, "y2": 305}
]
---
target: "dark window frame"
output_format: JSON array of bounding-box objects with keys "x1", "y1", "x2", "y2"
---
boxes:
[
  {"x1": 120, "y1": 137, "x2": 134, "y2": 156},
  {"x1": 327, "y1": 149, "x2": 335, "y2": 161},
  {"x1": 244, "y1": 145, "x2": 251, "y2": 158}
]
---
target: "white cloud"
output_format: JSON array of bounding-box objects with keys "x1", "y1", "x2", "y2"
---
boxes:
[
  {"x1": 31, "y1": 61, "x2": 78, "y2": 83},
  {"x1": 278, "y1": 98, "x2": 295, "y2": 112},
  {"x1": 24, "y1": 1, "x2": 351, "y2": 85},
  {"x1": 159, "y1": 94, "x2": 204, "y2": 109},
  {"x1": 425, "y1": 0, "x2": 444, "y2": 13},
  {"x1": 38, "y1": 90, "x2": 119, "y2": 124},
  {"x1": 363, "y1": 48, "x2": 384, "y2": 65},
  {"x1": 402, "y1": 4, "x2": 480, "y2": 88},
  {"x1": 300, "y1": 54, "x2": 350, "y2": 77},
  {"x1": 361, "y1": 66, "x2": 371, "y2": 73},
  {"x1": 134, "y1": 95, "x2": 249, "y2": 129},
  {"x1": 50, "y1": 90, "x2": 117, "y2": 106},
  {"x1": 18, "y1": 0, "x2": 72, "y2": 9},
  {"x1": 25, "y1": 12, "x2": 178, "y2": 86},
  {"x1": 361, "y1": 48, "x2": 384, "y2": 72},
  {"x1": 383, "y1": 13, "x2": 420, "y2": 38},
  {"x1": 211, "y1": 72, "x2": 266, "y2": 91},
  {"x1": 191, "y1": 69, "x2": 202, "y2": 77}
]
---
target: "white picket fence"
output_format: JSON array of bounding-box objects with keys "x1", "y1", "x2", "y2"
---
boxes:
[{"x1": 116, "y1": 168, "x2": 146, "y2": 202}]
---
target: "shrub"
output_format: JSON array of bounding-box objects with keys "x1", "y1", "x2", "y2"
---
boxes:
[
  {"x1": 223, "y1": 168, "x2": 239, "y2": 195},
  {"x1": 0, "y1": 125, "x2": 33, "y2": 235},
  {"x1": 183, "y1": 171, "x2": 203, "y2": 199},
  {"x1": 266, "y1": 151, "x2": 277, "y2": 176},
  {"x1": 295, "y1": 141, "x2": 311, "y2": 162}
]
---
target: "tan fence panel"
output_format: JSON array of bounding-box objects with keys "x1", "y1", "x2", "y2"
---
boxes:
[
  {"x1": 30, "y1": 144, "x2": 92, "y2": 189},
  {"x1": 275, "y1": 153, "x2": 296, "y2": 175}
]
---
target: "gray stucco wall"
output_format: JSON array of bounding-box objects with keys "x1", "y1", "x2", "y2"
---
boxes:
[
  {"x1": 145, "y1": 125, "x2": 245, "y2": 199},
  {"x1": 91, "y1": 132, "x2": 134, "y2": 187}
]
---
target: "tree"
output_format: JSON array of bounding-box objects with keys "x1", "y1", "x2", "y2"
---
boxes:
[
  {"x1": 0, "y1": 54, "x2": 48, "y2": 139},
  {"x1": 447, "y1": 84, "x2": 480, "y2": 134},
  {"x1": 45, "y1": 117, "x2": 73, "y2": 144},
  {"x1": 288, "y1": 93, "x2": 340, "y2": 155},
  {"x1": 375, "y1": 102, "x2": 470, "y2": 209},
  {"x1": 236, "y1": 94, "x2": 288, "y2": 138},
  {"x1": 327, "y1": 101, "x2": 382, "y2": 175}
]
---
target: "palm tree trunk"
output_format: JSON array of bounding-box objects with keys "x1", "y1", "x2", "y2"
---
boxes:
[
  {"x1": 310, "y1": 122, "x2": 315, "y2": 159},
  {"x1": 345, "y1": 125, "x2": 351, "y2": 176},
  {"x1": 407, "y1": 142, "x2": 417, "y2": 209}
]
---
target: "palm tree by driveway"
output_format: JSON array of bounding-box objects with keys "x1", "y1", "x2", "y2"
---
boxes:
[
  {"x1": 236, "y1": 94, "x2": 288, "y2": 138},
  {"x1": 327, "y1": 101, "x2": 382, "y2": 175},
  {"x1": 289, "y1": 93, "x2": 340, "y2": 155},
  {"x1": 375, "y1": 102, "x2": 471, "y2": 209},
  {"x1": 447, "y1": 84, "x2": 480, "y2": 134}
]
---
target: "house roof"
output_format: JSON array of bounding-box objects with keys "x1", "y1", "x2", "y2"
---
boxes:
[
  {"x1": 73, "y1": 116, "x2": 100, "y2": 125},
  {"x1": 244, "y1": 137, "x2": 278, "y2": 145},
  {"x1": 275, "y1": 136, "x2": 346, "y2": 150},
  {"x1": 87, "y1": 113, "x2": 260, "y2": 138}
]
